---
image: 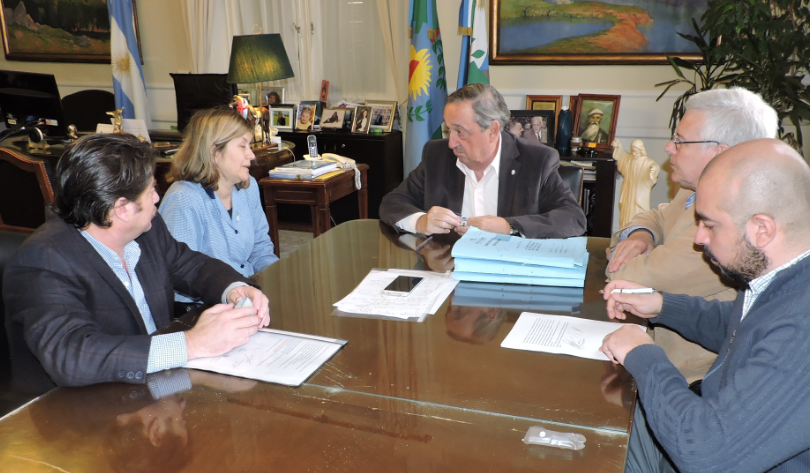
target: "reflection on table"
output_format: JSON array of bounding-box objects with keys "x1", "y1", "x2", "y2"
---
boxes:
[{"x1": 0, "y1": 219, "x2": 637, "y2": 472}]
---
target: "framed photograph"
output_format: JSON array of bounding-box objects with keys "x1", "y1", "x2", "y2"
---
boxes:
[
  {"x1": 0, "y1": 0, "x2": 143, "y2": 64},
  {"x1": 365, "y1": 100, "x2": 397, "y2": 133},
  {"x1": 262, "y1": 87, "x2": 285, "y2": 107},
  {"x1": 297, "y1": 100, "x2": 324, "y2": 130},
  {"x1": 572, "y1": 94, "x2": 621, "y2": 150},
  {"x1": 352, "y1": 106, "x2": 372, "y2": 134},
  {"x1": 340, "y1": 107, "x2": 355, "y2": 130},
  {"x1": 269, "y1": 106, "x2": 293, "y2": 131},
  {"x1": 508, "y1": 110, "x2": 556, "y2": 148},
  {"x1": 526, "y1": 95, "x2": 563, "y2": 126},
  {"x1": 320, "y1": 108, "x2": 346, "y2": 130},
  {"x1": 489, "y1": 0, "x2": 708, "y2": 65}
]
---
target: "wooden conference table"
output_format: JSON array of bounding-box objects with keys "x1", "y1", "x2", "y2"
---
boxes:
[{"x1": 0, "y1": 220, "x2": 638, "y2": 472}]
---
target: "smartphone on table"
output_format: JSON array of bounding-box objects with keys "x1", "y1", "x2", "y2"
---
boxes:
[{"x1": 382, "y1": 276, "x2": 424, "y2": 297}]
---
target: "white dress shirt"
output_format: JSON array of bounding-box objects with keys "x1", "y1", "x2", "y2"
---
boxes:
[{"x1": 396, "y1": 134, "x2": 502, "y2": 232}]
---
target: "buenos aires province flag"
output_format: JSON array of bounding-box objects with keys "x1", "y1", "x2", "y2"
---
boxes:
[
  {"x1": 457, "y1": 0, "x2": 489, "y2": 87},
  {"x1": 108, "y1": 0, "x2": 150, "y2": 126},
  {"x1": 404, "y1": 0, "x2": 447, "y2": 175}
]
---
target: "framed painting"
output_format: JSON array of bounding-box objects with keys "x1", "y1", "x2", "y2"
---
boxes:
[
  {"x1": 526, "y1": 95, "x2": 563, "y2": 126},
  {"x1": 572, "y1": 94, "x2": 621, "y2": 151},
  {"x1": 508, "y1": 110, "x2": 556, "y2": 148},
  {"x1": 490, "y1": 0, "x2": 709, "y2": 65},
  {"x1": 0, "y1": 0, "x2": 142, "y2": 64}
]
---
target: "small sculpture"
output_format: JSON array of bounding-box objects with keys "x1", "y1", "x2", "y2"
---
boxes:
[
  {"x1": 107, "y1": 107, "x2": 125, "y2": 134},
  {"x1": 612, "y1": 139, "x2": 661, "y2": 227}
]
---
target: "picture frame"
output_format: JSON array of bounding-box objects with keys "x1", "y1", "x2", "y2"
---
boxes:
[
  {"x1": 352, "y1": 106, "x2": 372, "y2": 134},
  {"x1": 526, "y1": 95, "x2": 563, "y2": 127},
  {"x1": 269, "y1": 106, "x2": 294, "y2": 131},
  {"x1": 320, "y1": 108, "x2": 346, "y2": 130},
  {"x1": 489, "y1": 0, "x2": 708, "y2": 65},
  {"x1": 262, "y1": 87, "x2": 285, "y2": 107},
  {"x1": 508, "y1": 110, "x2": 556, "y2": 149},
  {"x1": 340, "y1": 107, "x2": 355, "y2": 130},
  {"x1": 571, "y1": 94, "x2": 621, "y2": 151},
  {"x1": 297, "y1": 100, "x2": 324, "y2": 130},
  {"x1": 0, "y1": 0, "x2": 143, "y2": 64},
  {"x1": 365, "y1": 100, "x2": 397, "y2": 133}
]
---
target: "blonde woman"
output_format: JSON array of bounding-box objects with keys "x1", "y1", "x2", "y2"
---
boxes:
[{"x1": 159, "y1": 108, "x2": 278, "y2": 295}]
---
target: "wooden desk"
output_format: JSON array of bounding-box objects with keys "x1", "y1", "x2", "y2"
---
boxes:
[
  {"x1": 259, "y1": 163, "x2": 369, "y2": 257},
  {"x1": 0, "y1": 221, "x2": 636, "y2": 471}
]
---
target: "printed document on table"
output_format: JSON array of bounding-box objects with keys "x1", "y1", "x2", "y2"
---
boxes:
[
  {"x1": 501, "y1": 312, "x2": 646, "y2": 361},
  {"x1": 334, "y1": 269, "x2": 457, "y2": 320},
  {"x1": 185, "y1": 329, "x2": 345, "y2": 386},
  {"x1": 451, "y1": 227, "x2": 587, "y2": 268}
]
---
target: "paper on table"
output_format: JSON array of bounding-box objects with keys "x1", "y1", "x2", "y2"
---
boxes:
[
  {"x1": 333, "y1": 269, "x2": 457, "y2": 320},
  {"x1": 451, "y1": 227, "x2": 587, "y2": 268},
  {"x1": 501, "y1": 312, "x2": 646, "y2": 361},
  {"x1": 185, "y1": 329, "x2": 345, "y2": 386}
]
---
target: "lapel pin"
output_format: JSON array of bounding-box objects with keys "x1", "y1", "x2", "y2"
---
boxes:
[{"x1": 511, "y1": 170, "x2": 516, "y2": 175}]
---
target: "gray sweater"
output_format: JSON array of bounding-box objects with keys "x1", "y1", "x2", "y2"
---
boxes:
[{"x1": 624, "y1": 255, "x2": 810, "y2": 472}]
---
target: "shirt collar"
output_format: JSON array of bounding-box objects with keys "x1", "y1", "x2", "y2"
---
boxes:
[
  {"x1": 686, "y1": 192, "x2": 696, "y2": 209},
  {"x1": 456, "y1": 132, "x2": 502, "y2": 180},
  {"x1": 748, "y1": 247, "x2": 810, "y2": 297}
]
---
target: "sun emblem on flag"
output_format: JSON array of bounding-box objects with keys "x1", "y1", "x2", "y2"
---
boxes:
[
  {"x1": 408, "y1": 45, "x2": 432, "y2": 100},
  {"x1": 112, "y1": 54, "x2": 131, "y2": 75}
]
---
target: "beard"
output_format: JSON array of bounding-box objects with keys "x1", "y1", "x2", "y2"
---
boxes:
[
  {"x1": 703, "y1": 238, "x2": 769, "y2": 286},
  {"x1": 581, "y1": 122, "x2": 601, "y2": 141}
]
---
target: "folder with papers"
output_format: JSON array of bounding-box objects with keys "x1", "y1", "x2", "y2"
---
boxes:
[{"x1": 452, "y1": 282, "x2": 584, "y2": 313}]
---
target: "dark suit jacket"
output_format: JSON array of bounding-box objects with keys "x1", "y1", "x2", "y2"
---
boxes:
[
  {"x1": 3, "y1": 214, "x2": 252, "y2": 391},
  {"x1": 379, "y1": 131, "x2": 586, "y2": 238}
]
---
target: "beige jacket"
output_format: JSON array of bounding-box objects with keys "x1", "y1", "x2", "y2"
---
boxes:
[{"x1": 609, "y1": 188, "x2": 737, "y2": 382}]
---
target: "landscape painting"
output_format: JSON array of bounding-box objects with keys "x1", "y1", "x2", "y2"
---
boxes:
[
  {"x1": 491, "y1": 0, "x2": 709, "y2": 65},
  {"x1": 0, "y1": 0, "x2": 137, "y2": 63}
]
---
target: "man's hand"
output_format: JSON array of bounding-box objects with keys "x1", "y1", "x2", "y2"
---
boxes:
[
  {"x1": 607, "y1": 231, "x2": 655, "y2": 273},
  {"x1": 600, "y1": 325, "x2": 654, "y2": 365},
  {"x1": 416, "y1": 206, "x2": 461, "y2": 235},
  {"x1": 185, "y1": 304, "x2": 262, "y2": 360},
  {"x1": 225, "y1": 285, "x2": 270, "y2": 327},
  {"x1": 455, "y1": 216, "x2": 510, "y2": 235},
  {"x1": 603, "y1": 280, "x2": 663, "y2": 320}
]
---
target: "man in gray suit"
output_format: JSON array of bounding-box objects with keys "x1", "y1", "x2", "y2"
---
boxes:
[
  {"x1": 522, "y1": 116, "x2": 547, "y2": 144},
  {"x1": 380, "y1": 83, "x2": 585, "y2": 239},
  {"x1": 3, "y1": 134, "x2": 269, "y2": 392}
]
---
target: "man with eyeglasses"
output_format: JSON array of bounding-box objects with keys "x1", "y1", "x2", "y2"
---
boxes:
[
  {"x1": 605, "y1": 88, "x2": 778, "y2": 381},
  {"x1": 380, "y1": 83, "x2": 585, "y2": 239}
]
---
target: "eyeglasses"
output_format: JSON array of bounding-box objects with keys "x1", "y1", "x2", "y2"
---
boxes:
[{"x1": 671, "y1": 134, "x2": 720, "y2": 151}]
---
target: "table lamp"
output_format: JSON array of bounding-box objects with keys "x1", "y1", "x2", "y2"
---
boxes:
[{"x1": 227, "y1": 33, "x2": 294, "y2": 144}]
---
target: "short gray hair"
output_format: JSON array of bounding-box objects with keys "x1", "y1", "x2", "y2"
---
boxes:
[
  {"x1": 446, "y1": 83, "x2": 510, "y2": 131},
  {"x1": 685, "y1": 87, "x2": 778, "y2": 147}
]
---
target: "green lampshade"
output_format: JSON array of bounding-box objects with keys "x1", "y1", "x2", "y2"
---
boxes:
[{"x1": 226, "y1": 34, "x2": 295, "y2": 84}]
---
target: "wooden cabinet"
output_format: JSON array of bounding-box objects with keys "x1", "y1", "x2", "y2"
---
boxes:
[{"x1": 277, "y1": 130, "x2": 403, "y2": 219}]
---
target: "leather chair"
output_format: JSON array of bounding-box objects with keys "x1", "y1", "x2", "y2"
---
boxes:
[
  {"x1": 61, "y1": 89, "x2": 116, "y2": 132},
  {"x1": 0, "y1": 148, "x2": 55, "y2": 232},
  {"x1": 170, "y1": 73, "x2": 237, "y2": 132},
  {"x1": 559, "y1": 164, "x2": 584, "y2": 205},
  {"x1": 0, "y1": 229, "x2": 36, "y2": 415}
]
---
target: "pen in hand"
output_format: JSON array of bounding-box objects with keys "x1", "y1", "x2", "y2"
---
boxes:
[{"x1": 599, "y1": 287, "x2": 657, "y2": 295}]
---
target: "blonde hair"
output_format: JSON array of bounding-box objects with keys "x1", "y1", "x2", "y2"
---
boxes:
[{"x1": 169, "y1": 108, "x2": 252, "y2": 191}]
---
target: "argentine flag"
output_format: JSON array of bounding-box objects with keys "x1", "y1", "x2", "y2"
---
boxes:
[{"x1": 108, "y1": 0, "x2": 150, "y2": 126}]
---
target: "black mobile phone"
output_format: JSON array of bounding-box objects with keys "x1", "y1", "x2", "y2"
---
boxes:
[
  {"x1": 382, "y1": 276, "x2": 424, "y2": 297},
  {"x1": 307, "y1": 134, "x2": 319, "y2": 158}
]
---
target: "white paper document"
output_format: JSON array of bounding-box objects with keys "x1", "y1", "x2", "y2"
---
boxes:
[
  {"x1": 501, "y1": 312, "x2": 646, "y2": 361},
  {"x1": 185, "y1": 329, "x2": 346, "y2": 386},
  {"x1": 334, "y1": 269, "x2": 458, "y2": 321}
]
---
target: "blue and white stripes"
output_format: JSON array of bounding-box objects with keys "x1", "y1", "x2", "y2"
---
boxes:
[{"x1": 108, "y1": 0, "x2": 150, "y2": 126}]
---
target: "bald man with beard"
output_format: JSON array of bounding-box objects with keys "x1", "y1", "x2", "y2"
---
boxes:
[{"x1": 600, "y1": 139, "x2": 810, "y2": 472}]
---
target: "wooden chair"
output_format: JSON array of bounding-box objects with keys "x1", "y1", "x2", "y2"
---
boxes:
[{"x1": 0, "y1": 148, "x2": 55, "y2": 233}]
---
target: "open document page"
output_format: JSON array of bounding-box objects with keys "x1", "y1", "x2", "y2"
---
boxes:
[
  {"x1": 185, "y1": 329, "x2": 346, "y2": 386},
  {"x1": 501, "y1": 312, "x2": 646, "y2": 361},
  {"x1": 334, "y1": 269, "x2": 458, "y2": 321},
  {"x1": 451, "y1": 227, "x2": 588, "y2": 268}
]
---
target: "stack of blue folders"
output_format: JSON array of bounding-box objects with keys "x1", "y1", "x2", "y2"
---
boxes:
[{"x1": 451, "y1": 227, "x2": 588, "y2": 287}]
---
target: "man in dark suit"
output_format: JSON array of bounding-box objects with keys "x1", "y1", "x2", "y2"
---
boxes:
[
  {"x1": 380, "y1": 83, "x2": 585, "y2": 239},
  {"x1": 3, "y1": 134, "x2": 270, "y2": 392},
  {"x1": 521, "y1": 116, "x2": 547, "y2": 144}
]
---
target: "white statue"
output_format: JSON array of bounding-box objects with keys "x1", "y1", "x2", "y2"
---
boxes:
[{"x1": 613, "y1": 139, "x2": 661, "y2": 228}]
